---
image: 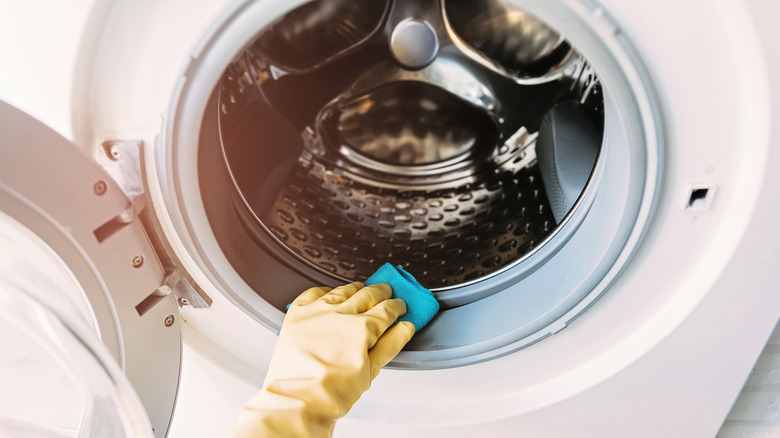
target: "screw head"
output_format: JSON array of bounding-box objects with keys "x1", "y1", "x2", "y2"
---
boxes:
[
  {"x1": 109, "y1": 145, "x2": 122, "y2": 161},
  {"x1": 93, "y1": 181, "x2": 107, "y2": 196},
  {"x1": 131, "y1": 255, "x2": 144, "y2": 268},
  {"x1": 164, "y1": 315, "x2": 175, "y2": 327},
  {"x1": 178, "y1": 297, "x2": 191, "y2": 306}
]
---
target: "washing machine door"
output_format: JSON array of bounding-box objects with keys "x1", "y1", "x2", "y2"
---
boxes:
[{"x1": 0, "y1": 101, "x2": 181, "y2": 438}]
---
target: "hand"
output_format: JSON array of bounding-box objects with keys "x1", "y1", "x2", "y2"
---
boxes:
[{"x1": 230, "y1": 282, "x2": 415, "y2": 438}]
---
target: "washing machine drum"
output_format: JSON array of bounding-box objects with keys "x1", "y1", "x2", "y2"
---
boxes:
[{"x1": 193, "y1": 0, "x2": 658, "y2": 368}]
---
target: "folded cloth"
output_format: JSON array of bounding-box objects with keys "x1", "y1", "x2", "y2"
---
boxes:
[{"x1": 365, "y1": 263, "x2": 440, "y2": 330}]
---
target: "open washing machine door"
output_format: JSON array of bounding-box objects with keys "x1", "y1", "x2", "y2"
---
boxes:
[{"x1": 0, "y1": 101, "x2": 181, "y2": 437}]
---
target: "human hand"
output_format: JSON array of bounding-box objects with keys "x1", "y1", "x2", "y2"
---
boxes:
[{"x1": 230, "y1": 282, "x2": 414, "y2": 438}]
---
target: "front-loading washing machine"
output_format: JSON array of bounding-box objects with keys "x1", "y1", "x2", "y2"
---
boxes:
[{"x1": 1, "y1": 0, "x2": 779, "y2": 436}]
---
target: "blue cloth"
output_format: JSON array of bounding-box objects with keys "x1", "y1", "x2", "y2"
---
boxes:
[{"x1": 365, "y1": 263, "x2": 439, "y2": 330}]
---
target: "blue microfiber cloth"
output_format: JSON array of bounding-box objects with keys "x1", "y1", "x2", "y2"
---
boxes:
[{"x1": 365, "y1": 263, "x2": 440, "y2": 330}]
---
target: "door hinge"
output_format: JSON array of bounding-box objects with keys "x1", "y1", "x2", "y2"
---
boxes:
[
  {"x1": 162, "y1": 270, "x2": 213, "y2": 309},
  {"x1": 99, "y1": 140, "x2": 146, "y2": 207},
  {"x1": 98, "y1": 139, "x2": 212, "y2": 308}
]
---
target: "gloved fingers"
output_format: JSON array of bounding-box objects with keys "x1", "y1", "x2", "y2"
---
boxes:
[
  {"x1": 368, "y1": 321, "x2": 416, "y2": 379},
  {"x1": 291, "y1": 286, "x2": 332, "y2": 307},
  {"x1": 361, "y1": 298, "x2": 408, "y2": 339},
  {"x1": 341, "y1": 283, "x2": 393, "y2": 314},
  {"x1": 319, "y1": 281, "x2": 364, "y2": 305},
  {"x1": 363, "y1": 297, "x2": 407, "y2": 325}
]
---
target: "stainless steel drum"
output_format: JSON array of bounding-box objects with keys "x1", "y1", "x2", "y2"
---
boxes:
[{"x1": 206, "y1": 0, "x2": 604, "y2": 301}]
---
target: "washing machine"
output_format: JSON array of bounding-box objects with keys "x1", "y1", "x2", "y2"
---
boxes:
[{"x1": 1, "y1": 0, "x2": 779, "y2": 436}]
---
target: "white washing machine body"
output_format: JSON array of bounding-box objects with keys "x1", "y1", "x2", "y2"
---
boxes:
[{"x1": 1, "y1": 0, "x2": 779, "y2": 437}]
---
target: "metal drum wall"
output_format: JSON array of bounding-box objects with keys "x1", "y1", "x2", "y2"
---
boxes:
[{"x1": 212, "y1": 0, "x2": 603, "y2": 301}]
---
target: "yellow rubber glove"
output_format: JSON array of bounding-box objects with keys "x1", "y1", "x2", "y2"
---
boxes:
[{"x1": 229, "y1": 282, "x2": 415, "y2": 438}]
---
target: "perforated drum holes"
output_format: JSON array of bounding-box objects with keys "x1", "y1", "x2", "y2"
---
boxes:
[{"x1": 257, "y1": 163, "x2": 556, "y2": 287}]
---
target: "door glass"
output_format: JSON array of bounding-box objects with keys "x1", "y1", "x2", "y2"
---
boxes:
[{"x1": 0, "y1": 213, "x2": 153, "y2": 437}]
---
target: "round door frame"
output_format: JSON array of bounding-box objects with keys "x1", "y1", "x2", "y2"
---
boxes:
[{"x1": 152, "y1": 0, "x2": 662, "y2": 368}]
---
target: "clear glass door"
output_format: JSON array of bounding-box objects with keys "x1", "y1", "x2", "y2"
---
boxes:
[{"x1": 0, "y1": 212, "x2": 154, "y2": 438}]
